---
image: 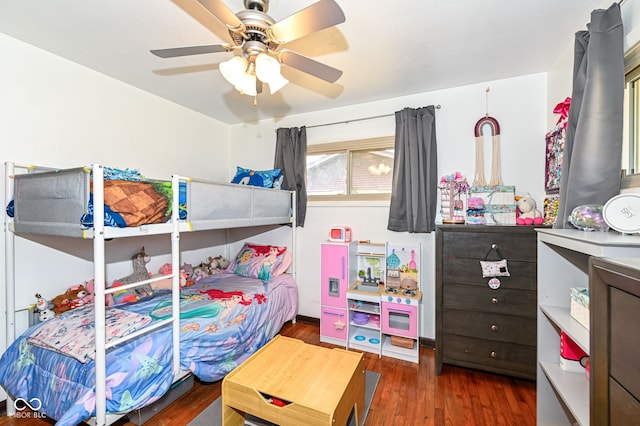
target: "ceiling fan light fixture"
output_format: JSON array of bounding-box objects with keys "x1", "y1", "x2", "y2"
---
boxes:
[
  {"x1": 267, "y1": 73, "x2": 289, "y2": 94},
  {"x1": 235, "y1": 66, "x2": 257, "y2": 96},
  {"x1": 255, "y1": 53, "x2": 279, "y2": 81},
  {"x1": 255, "y1": 53, "x2": 288, "y2": 93},
  {"x1": 220, "y1": 55, "x2": 248, "y2": 86}
]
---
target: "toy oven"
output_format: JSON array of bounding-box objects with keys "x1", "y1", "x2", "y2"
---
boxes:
[{"x1": 381, "y1": 299, "x2": 418, "y2": 338}]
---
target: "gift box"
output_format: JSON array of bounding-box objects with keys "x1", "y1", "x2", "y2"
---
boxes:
[
  {"x1": 484, "y1": 205, "x2": 517, "y2": 225},
  {"x1": 470, "y1": 185, "x2": 516, "y2": 206},
  {"x1": 570, "y1": 287, "x2": 589, "y2": 330}
]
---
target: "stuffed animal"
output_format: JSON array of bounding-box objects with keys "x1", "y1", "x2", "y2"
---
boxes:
[
  {"x1": 35, "y1": 293, "x2": 49, "y2": 312},
  {"x1": 516, "y1": 193, "x2": 545, "y2": 226},
  {"x1": 34, "y1": 293, "x2": 54, "y2": 321},
  {"x1": 117, "y1": 247, "x2": 153, "y2": 298},
  {"x1": 82, "y1": 280, "x2": 96, "y2": 305},
  {"x1": 208, "y1": 255, "x2": 230, "y2": 271},
  {"x1": 68, "y1": 284, "x2": 88, "y2": 309},
  {"x1": 51, "y1": 284, "x2": 88, "y2": 315},
  {"x1": 39, "y1": 308, "x2": 55, "y2": 322}
]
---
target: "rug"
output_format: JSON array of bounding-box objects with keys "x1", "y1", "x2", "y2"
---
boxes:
[{"x1": 187, "y1": 370, "x2": 380, "y2": 426}]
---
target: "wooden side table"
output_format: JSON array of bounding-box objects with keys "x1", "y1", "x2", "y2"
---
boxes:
[{"x1": 222, "y1": 335, "x2": 365, "y2": 426}]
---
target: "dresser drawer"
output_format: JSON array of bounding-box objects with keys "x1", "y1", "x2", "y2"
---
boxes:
[
  {"x1": 442, "y1": 257, "x2": 536, "y2": 290},
  {"x1": 443, "y1": 283, "x2": 537, "y2": 318},
  {"x1": 441, "y1": 231, "x2": 536, "y2": 262},
  {"x1": 443, "y1": 308, "x2": 536, "y2": 346},
  {"x1": 610, "y1": 377, "x2": 640, "y2": 424},
  {"x1": 442, "y1": 333, "x2": 536, "y2": 379}
]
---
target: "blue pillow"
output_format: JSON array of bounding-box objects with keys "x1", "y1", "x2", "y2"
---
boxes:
[{"x1": 231, "y1": 166, "x2": 281, "y2": 188}]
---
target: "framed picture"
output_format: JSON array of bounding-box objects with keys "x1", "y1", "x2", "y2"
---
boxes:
[{"x1": 545, "y1": 125, "x2": 565, "y2": 194}]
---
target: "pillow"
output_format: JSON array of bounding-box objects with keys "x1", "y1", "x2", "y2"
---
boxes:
[
  {"x1": 231, "y1": 166, "x2": 281, "y2": 188},
  {"x1": 227, "y1": 243, "x2": 292, "y2": 281}
]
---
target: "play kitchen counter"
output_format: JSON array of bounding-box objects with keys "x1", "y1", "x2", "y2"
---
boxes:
[{"x1": 435, "y1": 225, "x2": 538, "y2": 380}]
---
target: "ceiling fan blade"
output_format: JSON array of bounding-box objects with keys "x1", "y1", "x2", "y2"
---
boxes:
[
  {"x1": 150, "y1": 44, "x2": 230, "y2": 58},
  {"x1": 268, "y1": 0, "x2": 345, "y2": 44},
  {"x1": 279, "y1": 50, "x2": 342, "y2": 83},
  {"x1": 197, "y1": 0, "x2": 243, "y2": 31}
]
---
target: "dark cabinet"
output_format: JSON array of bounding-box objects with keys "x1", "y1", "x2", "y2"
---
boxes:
[
  {"x1": 590, "y1": 257, "x2": 640, "y2": 425},
  {"x1": 436, "y1": 225, "x2": 538, "y2": 380}
]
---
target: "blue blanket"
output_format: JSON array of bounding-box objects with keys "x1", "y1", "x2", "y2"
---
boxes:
[{"x1": 0, "y1": 273, "x2": 298, "y2": 425}]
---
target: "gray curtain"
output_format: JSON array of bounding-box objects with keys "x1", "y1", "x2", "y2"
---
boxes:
[
  {"x1": 387, "y1": 106, "x2": 438, "y2": 233},
  {"x1": 556, "y1": 3, "x2": 624, "y2": 228},
  {"x1": 274, "y1": 126, "x2": 307, "y2": 227}
]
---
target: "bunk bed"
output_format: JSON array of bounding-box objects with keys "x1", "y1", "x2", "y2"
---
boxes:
[{"x1": 1, "y1": 163, "x2": 298, "y2": 426}]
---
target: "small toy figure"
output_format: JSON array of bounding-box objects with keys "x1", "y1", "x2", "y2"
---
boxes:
[{"x1": 516, "y1": 193, "x2": 544, "y2": 226}]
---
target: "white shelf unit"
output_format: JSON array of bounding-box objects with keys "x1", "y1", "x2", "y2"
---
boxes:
[
  {"x1": 346, "y1": 289, "x2": 382, "y2": 356},
  {"x1": 536, "y1": 228, "x2": 640, "y2": 426}
]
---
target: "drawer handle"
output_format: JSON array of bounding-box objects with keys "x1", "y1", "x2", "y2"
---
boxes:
[
  {"x1": 491, "y1": 297, "x2": 499, "y2": 304},
  {"x1": 490, "y1": 324, "x2": 498, "y2": 332},
  {"x1": 490, "y1": 351, "x2": 498, "y2": 358}
]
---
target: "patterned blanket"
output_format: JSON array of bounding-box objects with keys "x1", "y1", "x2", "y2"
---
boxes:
[{"x1": 27, "y1": 305, "x2": 152, "y2": 363}]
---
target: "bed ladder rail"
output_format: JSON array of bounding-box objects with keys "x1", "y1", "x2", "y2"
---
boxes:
[{"x1": 93, "y1": 166, "x2": 182, "y2": 426}]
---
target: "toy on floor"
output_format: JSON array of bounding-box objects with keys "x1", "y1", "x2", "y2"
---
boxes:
[{"x1": 516, "y1": 193, "x2": 544, "y2": 226}]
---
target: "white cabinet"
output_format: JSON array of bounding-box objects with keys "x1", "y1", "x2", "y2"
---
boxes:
[{"x1": 536, "y1": 229, "x2": 640, "y2": 425}]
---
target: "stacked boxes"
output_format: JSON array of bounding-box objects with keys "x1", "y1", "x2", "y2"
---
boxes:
[{"x1": 469, "y1": 185, "x2": 516, "y2": 225}]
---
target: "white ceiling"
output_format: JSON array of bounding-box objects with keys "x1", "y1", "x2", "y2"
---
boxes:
[{"x1": 0, "y1": 0, "x2": 604, "y2": 125}]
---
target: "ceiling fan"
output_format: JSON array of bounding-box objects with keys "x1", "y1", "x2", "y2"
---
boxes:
[{"x1": 151, "y1": 0, "x2": 346, "y2": 97}]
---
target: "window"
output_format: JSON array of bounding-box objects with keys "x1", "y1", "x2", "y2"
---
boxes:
[
  {"x1": 621, "y1": 41, "x2": 640, "y2": 188},
  {"x1": 307, "y1": 136, "x2": 395, "y2": 201}
]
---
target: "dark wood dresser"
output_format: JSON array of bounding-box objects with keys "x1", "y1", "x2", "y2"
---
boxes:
[
  {"x1": 590, "y1": 257, "x2": 640, "y2": 425},
  {"x1": 435, "y1": 225, "x2": 538, "y2": 380}
]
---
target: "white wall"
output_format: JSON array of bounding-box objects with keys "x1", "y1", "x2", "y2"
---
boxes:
[
  {"x1": 0, "y1": 34, "x2": 230, "y2": 359},
  {"x1": 229, "y1": 73, "x2": 548, "y2": 339}
]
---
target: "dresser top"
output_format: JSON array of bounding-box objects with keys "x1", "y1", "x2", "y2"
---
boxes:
[{"x1": 436, "y1": 224, "x2": 543, "y2": 234}]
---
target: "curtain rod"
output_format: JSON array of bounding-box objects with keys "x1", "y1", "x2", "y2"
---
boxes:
[{"x1": 306, "y1": 104, "x2": 441, "y2": 129}]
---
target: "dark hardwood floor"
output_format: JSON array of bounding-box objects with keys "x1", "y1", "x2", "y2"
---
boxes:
[{"x1": 0, "y1": 321, "x2": 536, "y2": 425}]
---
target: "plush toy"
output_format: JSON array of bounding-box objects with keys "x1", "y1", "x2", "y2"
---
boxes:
[
  {"x1": 35, "y1": 293, "x2": 49, "y2": 312},
  {"x1": 82, "y1": 280, "x2": 96, "y2": 305},
  {"x1": 51, "y1": 284, "x2": 88, "y2": 315},
  {"x1": 208, "y1": 255, "x2": 230, "y2": 271},
  {"x1": 116, "y1": 247, "x2": 153, "y2": 298},
  {"x1": 39, "y1": 308, "x2": 55, "y2": 322},
  {"x1": 151, "y1": 264, "x2": 188, "y2": 290},
  {"x1": 516, "y1": 193, "x2": 545, "y2": 226},
  {"x1": 34, "y1": 293, "x2": 55, "y2": 322}
]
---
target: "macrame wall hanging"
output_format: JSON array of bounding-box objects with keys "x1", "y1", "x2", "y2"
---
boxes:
[{"x1": 473, "y1": 88, "x2": 503, "y2": 186}]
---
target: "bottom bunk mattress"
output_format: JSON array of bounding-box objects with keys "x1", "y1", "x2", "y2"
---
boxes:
[{"x1": 0, "y1": 272, "x2": 298, "y2": 425}]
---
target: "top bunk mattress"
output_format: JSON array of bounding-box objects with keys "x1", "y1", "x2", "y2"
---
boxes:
[{"x1": 8, "y1": 165, "x2": 293, "y2": 237}]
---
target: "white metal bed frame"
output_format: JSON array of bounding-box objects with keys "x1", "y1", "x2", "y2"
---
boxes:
[{"x1": 3, "y1": 162, "x2": 296, "y2": 425}]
